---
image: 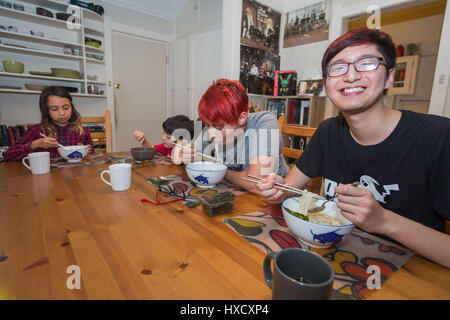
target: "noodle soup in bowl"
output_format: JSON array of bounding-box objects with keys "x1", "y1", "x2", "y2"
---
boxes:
[{"x1": 281, "y1": 196, "x2": 354, "y2": 248}]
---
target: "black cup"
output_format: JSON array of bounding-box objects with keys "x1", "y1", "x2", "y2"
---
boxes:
[{"x1": 264, "y1": 248, "x2": 334, "y2": 300}]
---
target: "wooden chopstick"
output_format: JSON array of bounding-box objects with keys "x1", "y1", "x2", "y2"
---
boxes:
[
  {"x1": 244, "y1": 174, "x2": 323, "y2": 200},
  {"x1": 39, "y1": 132, "x2": 70, "y2": 150},
  {"x1": 169, "y1": 141, "x2": 227, "y2": 166},
  {"x1": 240, "y1": 177, "x2": 306, "y2": 195}
]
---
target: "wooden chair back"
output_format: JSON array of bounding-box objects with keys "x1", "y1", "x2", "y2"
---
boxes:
[
  {"x1": 81, "y1": 110, "x2": 112, "y2": 153},
  {"x1": 278, "y1": 115, "x2": 322, "y2": 194}
]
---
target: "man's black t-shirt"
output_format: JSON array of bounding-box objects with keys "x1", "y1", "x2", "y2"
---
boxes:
[{"x1": 295, "y1": 110, "x2": 450, "y2": 232}]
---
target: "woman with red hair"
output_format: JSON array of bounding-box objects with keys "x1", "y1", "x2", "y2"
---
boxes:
[
  {"x1": 257, "y1": 28, "x2": 450, "y2": 268},
  {"x1": 181, "y1": 78, "x2": 289, "y2": 193}
]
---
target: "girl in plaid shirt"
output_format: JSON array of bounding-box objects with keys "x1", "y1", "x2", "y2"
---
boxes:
[{"x1": 3, "y1": 86, "x2": 93, "y2": 161}]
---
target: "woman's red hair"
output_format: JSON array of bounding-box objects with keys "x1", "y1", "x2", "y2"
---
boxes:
[{"x1": 198, "y1": 79, "x2": 249, "y2": 126}]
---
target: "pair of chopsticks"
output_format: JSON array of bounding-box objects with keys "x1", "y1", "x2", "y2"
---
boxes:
[
  {"x1": 39, "y1": 132, "x2": 70, "y2": 150},
  {"x1": 241, "y1": 174, "x2": 324, "y2": 200},
  {"x1": 169, "y1": 141, "x2": 228, "y2": 166}
]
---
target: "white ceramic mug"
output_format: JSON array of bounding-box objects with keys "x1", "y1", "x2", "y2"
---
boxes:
[
  {"x1": 100, "y1": 163, "x2": 132, "y2": 191},
  {"x1": 22, "y1": 152, "x2": 50, "y2": 175}
]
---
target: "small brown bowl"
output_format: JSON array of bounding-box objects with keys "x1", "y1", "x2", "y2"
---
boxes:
[{"x1": 130, "y1": 147, "x2": 156, "y2": 162}]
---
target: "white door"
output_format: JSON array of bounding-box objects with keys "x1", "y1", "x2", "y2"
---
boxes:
[
  {"x1": 112, "y1": 31, "x2": 168, "y2": 152},
  {"x1": 189, "y1": 31, "x2": 222, "y2": 120}
]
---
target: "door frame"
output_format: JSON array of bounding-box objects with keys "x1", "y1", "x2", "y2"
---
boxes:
[
  {"x1": 188, "y1": 30, "x2": 222, "y2": 120},
  {"x1": 104, "y1": 17, "x2": 173, "y2": 151}
]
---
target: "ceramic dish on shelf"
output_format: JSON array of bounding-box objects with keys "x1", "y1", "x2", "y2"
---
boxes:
[
  {"x1": 3, "y1": 43, "x2": 28, "y2": 48},
  {"x1": 50, "y1": 68, "x2": 81, "y2": 79},
  {"x1": 30, "y1": 30, "x2": 44, "y2": 37},
  {"x1": 13, "y1": 3, "x2": 24, "y2": 11},
  {"x1": 25, "y1": 84, "x2": 47, "y2": 91},
  {"x1": 29, "y1": 71, "x2": 53, "y2": 76},
  {"x1": 0, "y1": 85, "x2": 22, "y2": 90},
  {"x1": 56, "y1": 13, "x2": 71, "y2": 21},
  {"x1": 36, "y1": 7, "x2": 53, "y2": 18},
  {"x1": 2, "y1": 60, "x2": 24, "y2": 73},
  {"x1": 85, "y1": 41, "x2": 100, "y2": 48},
  {"x1": 85, "y1": 37, "x2": 102, "y2": 45},
  {"x1": 0, "y1": 1, "x2": 12, "y2": 8}
]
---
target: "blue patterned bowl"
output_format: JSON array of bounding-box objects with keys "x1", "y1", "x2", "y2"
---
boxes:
[
  {"x1": 185, "y1": 161, "x2": 227, "y2": 188},
  {"x1": 58, "y1": 145, "x2": 89, "y2": 162},
  {"x1": 282, "y1": 196, "x2": 354, "y2": 248}
]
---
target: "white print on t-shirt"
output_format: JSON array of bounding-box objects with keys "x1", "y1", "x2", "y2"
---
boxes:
[{"x1": 324, "y1": 175, "x2": 399, "y2": 204}]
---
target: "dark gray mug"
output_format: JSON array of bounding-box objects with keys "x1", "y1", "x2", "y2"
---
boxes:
[{"x1": 264, "y1": 248, "x2": 334, "y2": 300}]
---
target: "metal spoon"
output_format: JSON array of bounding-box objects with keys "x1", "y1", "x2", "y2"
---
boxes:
[
  {"x1": 307, "y1": 194, "x2": 339, "y2": 213},
  {"x1": 307, "y1": 182, "x2": 360, "y2": 214}
]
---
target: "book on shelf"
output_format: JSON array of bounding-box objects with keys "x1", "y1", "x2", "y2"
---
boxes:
[
  {"x1": 0, "y1": 125, "x2": 11, "y2": 147},
  {"x1": 0, "y1": 124, "x2": 29, "y2": 147}
]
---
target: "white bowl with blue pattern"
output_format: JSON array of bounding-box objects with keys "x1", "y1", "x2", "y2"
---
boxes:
[
  {"x1": 185, "y1": 161, "x2": 227, "y2": 188},
  {"x1": 282, "y1": 196, "x2": 354, "y2": 248},
  {"x1": 58, "y1": 145, "x2": 89, "y2": 162}
]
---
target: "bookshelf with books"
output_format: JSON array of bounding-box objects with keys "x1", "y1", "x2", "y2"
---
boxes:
[{"x1": 266, "y1": 96, "x2": 332, "y2": 128}]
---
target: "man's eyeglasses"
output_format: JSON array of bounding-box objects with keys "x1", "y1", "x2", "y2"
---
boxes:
[
  {"x1": 327, "y1": 56, "x2": 387, "y2": 77},
  {"x1": 141, "y1": 184, "x2": 186, "y2": 205}
]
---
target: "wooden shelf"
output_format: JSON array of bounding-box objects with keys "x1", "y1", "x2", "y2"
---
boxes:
[
  {"x1": 0, "y1": 30, "x2": 82, "y2": 48},
  {"x1": 0, "y1": 44, "x2": 83, "y2": 61},
  {"x1": 20, "y1": 0, "x2": 69, "y2": 11},
  {"x1": 0, "y1": 88, "x2": 106, "y2": 98},
  {"x1": 0, "y1": 72, "x2": 84, "y2": 83},
  {"x1": 0, "y1": 1, "x2": 106, "y2": 101},
  {"x1": 85, "y1": 58, "x2": 104, "y2": 65},
  {"x1": 0, "y1": 6, "x2": 81, "y2": 30},
  {"x1": 84, "y1": 45, "x2": 105, "y2": 53}
]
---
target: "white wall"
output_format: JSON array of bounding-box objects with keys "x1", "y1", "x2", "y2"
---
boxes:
[
  {"x1": 429, "y1": 0, "x2": 450, "y2": 117},
  {"x1": 172, "y1": 0, "x2": 222, "y2": 118},
  {"x1": 382, "y1": 14, "x2": 444, "y2": 114}
]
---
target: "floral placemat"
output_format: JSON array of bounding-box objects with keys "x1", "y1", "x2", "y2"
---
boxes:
[
  {"x1": 147, "y1": 173, "x2": 247, "y2": 207},
  {"x1": 223, "y1": 205, "x2": 414, "y2": 300}
]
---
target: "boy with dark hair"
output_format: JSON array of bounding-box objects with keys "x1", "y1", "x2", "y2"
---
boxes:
[
  {"x1": 134, "y1": 115, "x2": 194, "y2": 157},
  {"x1": 256, "y1": 28, "x2": 450, "y2": 268}
]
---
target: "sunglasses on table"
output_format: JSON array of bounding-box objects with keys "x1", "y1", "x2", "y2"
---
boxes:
[
  {"x1": 141, "y1": 184, "x2": 186, "y2": 205},
  {"x1": 327, "y1": 56, "x2": 387, "y2": 77}
]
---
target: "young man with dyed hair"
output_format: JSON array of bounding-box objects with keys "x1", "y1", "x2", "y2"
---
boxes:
[
  {"x1": 256, "y1": 28, "x2": 450, "y2": 268},
  {"x1": 181, "y1": 79, "x2": 289, "y2": 193}
]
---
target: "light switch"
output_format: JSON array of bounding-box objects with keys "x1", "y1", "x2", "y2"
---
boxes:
[{"x1": 438, "y1": 74, "x2": 446, "y2": 84}]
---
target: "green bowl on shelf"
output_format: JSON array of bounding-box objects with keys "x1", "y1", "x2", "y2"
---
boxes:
[
  {"x1": 3, "y1": 60, "x2": 24, "y2": 73},
  {"x1": 51, "y1": 68, "x2": 81, "y2": 79},
  {"x1": 85, "y1": 41, "x2": 100, "y2": 48},
  {"x1": 29, "y1": 71, "x2": 53, "y2": 76}
]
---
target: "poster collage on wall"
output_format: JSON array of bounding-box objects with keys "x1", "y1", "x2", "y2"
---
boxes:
[
  {"x1": 240, "y1": 0, "x2": 281, "y2": 95},
  {"x1": 240, "y1": 0, "x2": 331, "y2": 98}
]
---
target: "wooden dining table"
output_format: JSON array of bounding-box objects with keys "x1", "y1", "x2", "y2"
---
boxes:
[{"x1": 0, "y1": 158, "x2": 449, "y2": 300}]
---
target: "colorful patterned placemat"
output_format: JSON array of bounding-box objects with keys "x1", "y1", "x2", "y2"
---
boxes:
[
  {"x1": 223, "y1": 205, "x2": 414, "y2": 300},
  {"x1": 50, "y1": 153, "x2": 173, "y2": 169},
  {"x1": 147, "y1": 174, "x2": 247, "y2": 207}
]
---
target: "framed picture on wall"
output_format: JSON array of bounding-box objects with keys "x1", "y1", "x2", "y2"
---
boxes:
[
  {"x1": 388, "y1": 55, "x2": 420, "y2": 96},
  {"x1": 283, "y1": 0, "x2": 331, "y2": 48},
  {"x1": 274, "y1": 70, "x2": 297, "y2": 96},
  {"x1": 297, "y1": 79, "x2": 324, "y2": 96},
  {"x1": 241, "y1": 0, "x2": 281, "y2": 55},
  {"x1": 240, "y1": 45, "x2": 280, "y2": 95}
]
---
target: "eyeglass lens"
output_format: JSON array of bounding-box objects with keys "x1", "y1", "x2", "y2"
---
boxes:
[{"x1": 328, "y1": 57, "x2": 382, "y2": 77}]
